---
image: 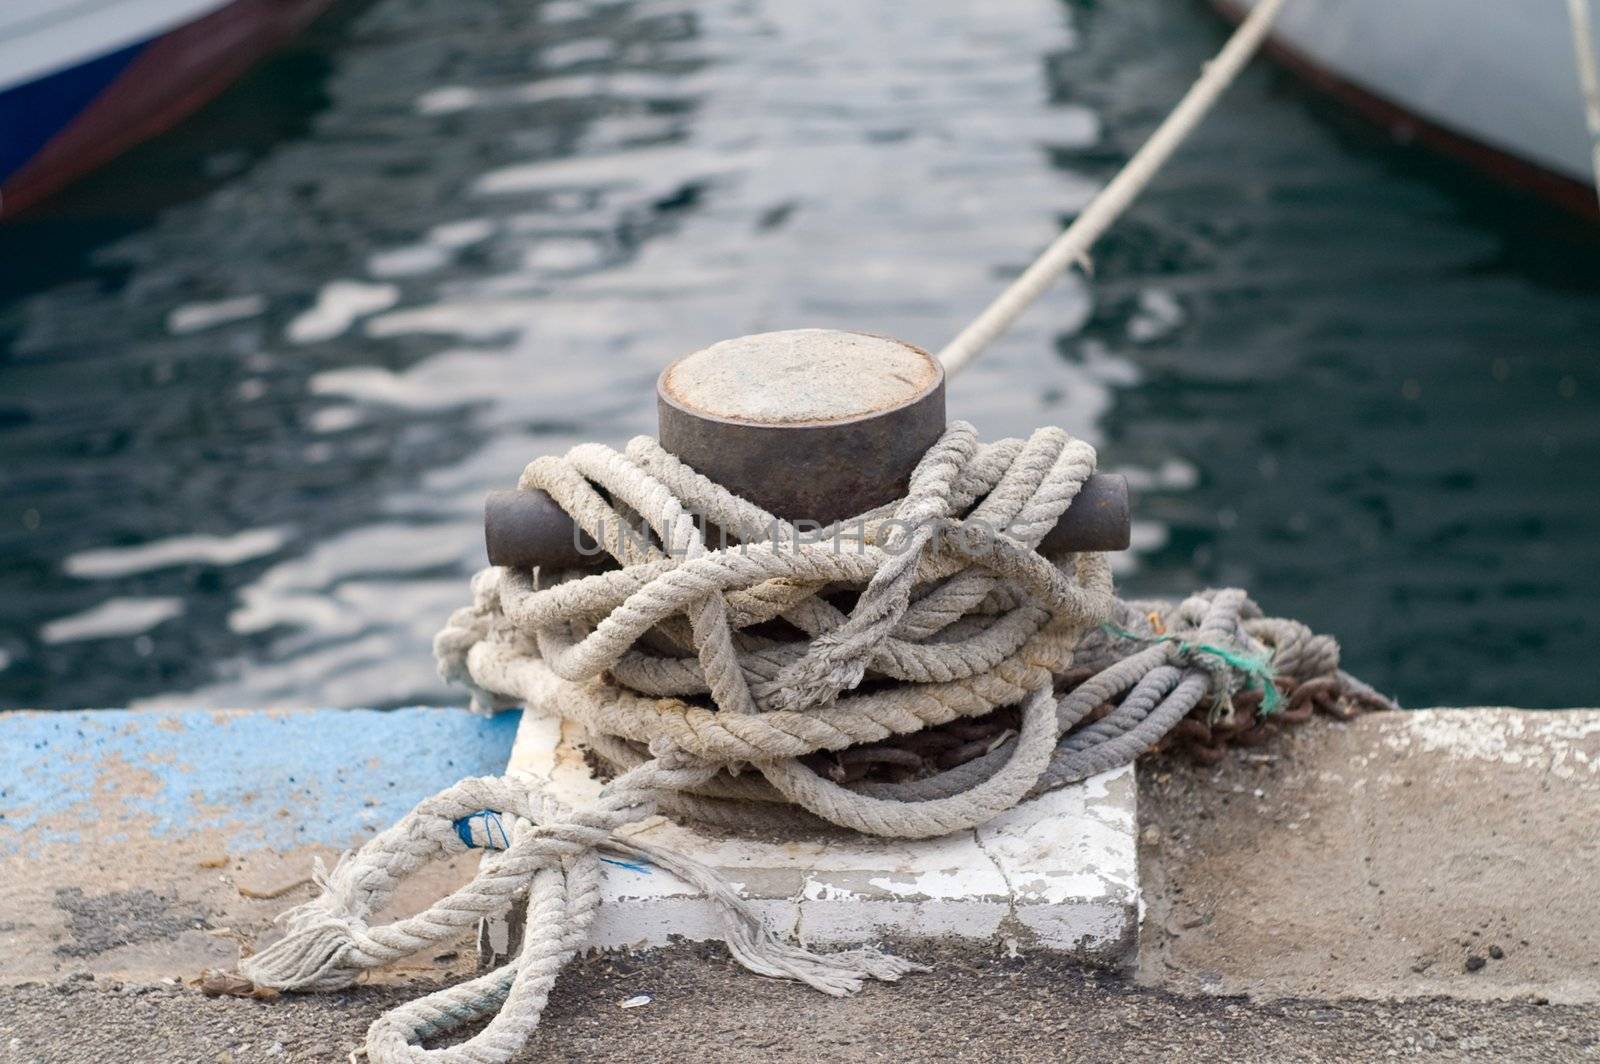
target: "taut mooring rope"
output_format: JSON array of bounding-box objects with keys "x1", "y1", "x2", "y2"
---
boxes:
[
  {"x1": 241, "y1": 424, "x2": 1393, "y2": 1061},
  {"x1": 938, "y1": 0, "x2": 1291, "y2": 374},
  {"x1": 1569, "y1": 0, "x2": 1600, "y2": 206}
]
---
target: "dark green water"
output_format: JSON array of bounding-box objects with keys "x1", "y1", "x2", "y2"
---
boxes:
[{"x1": 2, "y1": 0, "x2": 1597, "y2": 711}]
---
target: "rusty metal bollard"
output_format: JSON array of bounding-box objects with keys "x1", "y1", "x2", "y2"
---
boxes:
[{"x1": 483, "y1": 329, "x2": 1130, "y2": 568}]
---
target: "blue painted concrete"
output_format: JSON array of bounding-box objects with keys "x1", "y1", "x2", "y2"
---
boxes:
[{"x1": 0, "y1": 708, "x2": 520, "y2": 854}]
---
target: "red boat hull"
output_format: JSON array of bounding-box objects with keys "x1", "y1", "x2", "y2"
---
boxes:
[{"x1": 1, "y1": 0, "x2": 334, "y2": 218}]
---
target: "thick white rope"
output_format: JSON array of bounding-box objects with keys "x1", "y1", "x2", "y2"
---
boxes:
[
  {"x1": 1569, "y1": 0, "x2": 1600, "y2": 206},
  {"x1": 938, "y1": 0, "x2": 1291, "y2": 374},
  {"x1": 241, "y1": 424, "x2": 1393, "y2": 1062},
  {"x1": 243, "y1": 762, "x2": 923, "y2": 1064}
]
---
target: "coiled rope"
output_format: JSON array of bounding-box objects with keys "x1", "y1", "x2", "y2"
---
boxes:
[{"x1": 241, "y1": 424, "x2": 1394, "y2": 1061}]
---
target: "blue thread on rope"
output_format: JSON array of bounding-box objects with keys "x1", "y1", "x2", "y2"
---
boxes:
[
  {"x1": 601, "y1": 857, "x2": 652, "y2": 874},
  {"x1": 454, "y1": 810, "x2": 510, "y2": 850},
  {"x1": 1101, "y1": 622, "x2": 1281, "y2": 713}
]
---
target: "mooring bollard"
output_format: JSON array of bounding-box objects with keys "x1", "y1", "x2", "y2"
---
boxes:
[
  {"x1": 478, "y1": 328, "x2": 1129, "y2": 971},
  {"x1": 484, "y1": 328, "x2": 1131, "y2": 566}
]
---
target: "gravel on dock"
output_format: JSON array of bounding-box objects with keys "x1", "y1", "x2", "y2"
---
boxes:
[{"x1": 3, "y1": 942, "x2": 1595, "y2": 1064}]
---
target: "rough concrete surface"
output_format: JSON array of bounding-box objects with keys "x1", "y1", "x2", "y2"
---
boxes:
[
  {"x1": 3, "y1": 943, "x2": 1595, "y2": 1064},
  {"x1": 3, "y1": 707, "x2": 1597, "y2": 1062},
  {"x1": 1138, "y1": 709, "x2": 1600, "y2": 1004},
  {"x1": 0, "y1": 708, "x2": 517, "y2": 985}
]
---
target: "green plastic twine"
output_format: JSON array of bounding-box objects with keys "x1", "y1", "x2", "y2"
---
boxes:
[{"x1": 1100, "y1": 623, "x2": 1282, "y2": 714}]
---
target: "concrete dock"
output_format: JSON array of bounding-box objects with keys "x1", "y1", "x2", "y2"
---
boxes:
[{"x1": 2, "y1": 705, "x2": 1597, "y2": 1061}]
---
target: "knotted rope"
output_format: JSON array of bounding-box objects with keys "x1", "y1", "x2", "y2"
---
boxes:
[{"x1": 242, "y1": 422, "x2": 1394, "y2": 1061}]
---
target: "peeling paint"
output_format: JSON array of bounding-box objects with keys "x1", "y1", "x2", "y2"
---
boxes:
[
  {"x1": 1382, "y1": 709, "x2": 1600, "y2": 784},
  {"x1": 529, "y1": 711, "x2": 1140, "y2": 958},
  {"x1": 0, "y1": 708, "x2": 520, "y2": 854}
]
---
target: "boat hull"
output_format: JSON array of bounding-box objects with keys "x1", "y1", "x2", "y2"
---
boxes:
[
  {"x1": 1217, "y1": 0, "x2": 1598, "y2": 216},
  {"x1": 0, "y1": 0, "x2": 334, "y2": 217}
]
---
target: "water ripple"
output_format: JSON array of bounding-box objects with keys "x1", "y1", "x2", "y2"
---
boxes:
[{"x1": 1, "y1": 0, "x2": 1595, "y2": 709}]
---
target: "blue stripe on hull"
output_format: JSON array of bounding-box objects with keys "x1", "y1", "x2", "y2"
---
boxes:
[{"x1": 0, "y1": 42, "x2": 148, "y2": 185}]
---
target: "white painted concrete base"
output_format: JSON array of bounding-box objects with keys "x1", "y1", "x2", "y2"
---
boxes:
[{"x1": 507, "y1": 711, "x2": 1141, "y2": 963}]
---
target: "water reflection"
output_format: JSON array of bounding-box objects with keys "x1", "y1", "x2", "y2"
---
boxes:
[{"x1": 0, "y1": 0, "x2": 1596, "y2": 710}]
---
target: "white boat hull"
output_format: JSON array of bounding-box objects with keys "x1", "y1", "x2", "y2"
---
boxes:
[
  {"x1": 1223, "y1": 0, "x2": 1596, "y2": 210},
  {"x1": 0, "y1": 0, "x2": 230, "y2": 95}
]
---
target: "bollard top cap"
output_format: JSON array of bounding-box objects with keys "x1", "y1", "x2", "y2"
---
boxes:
[{"x1": 659, "y1": 329, "x2": 941, "y2": 427}]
